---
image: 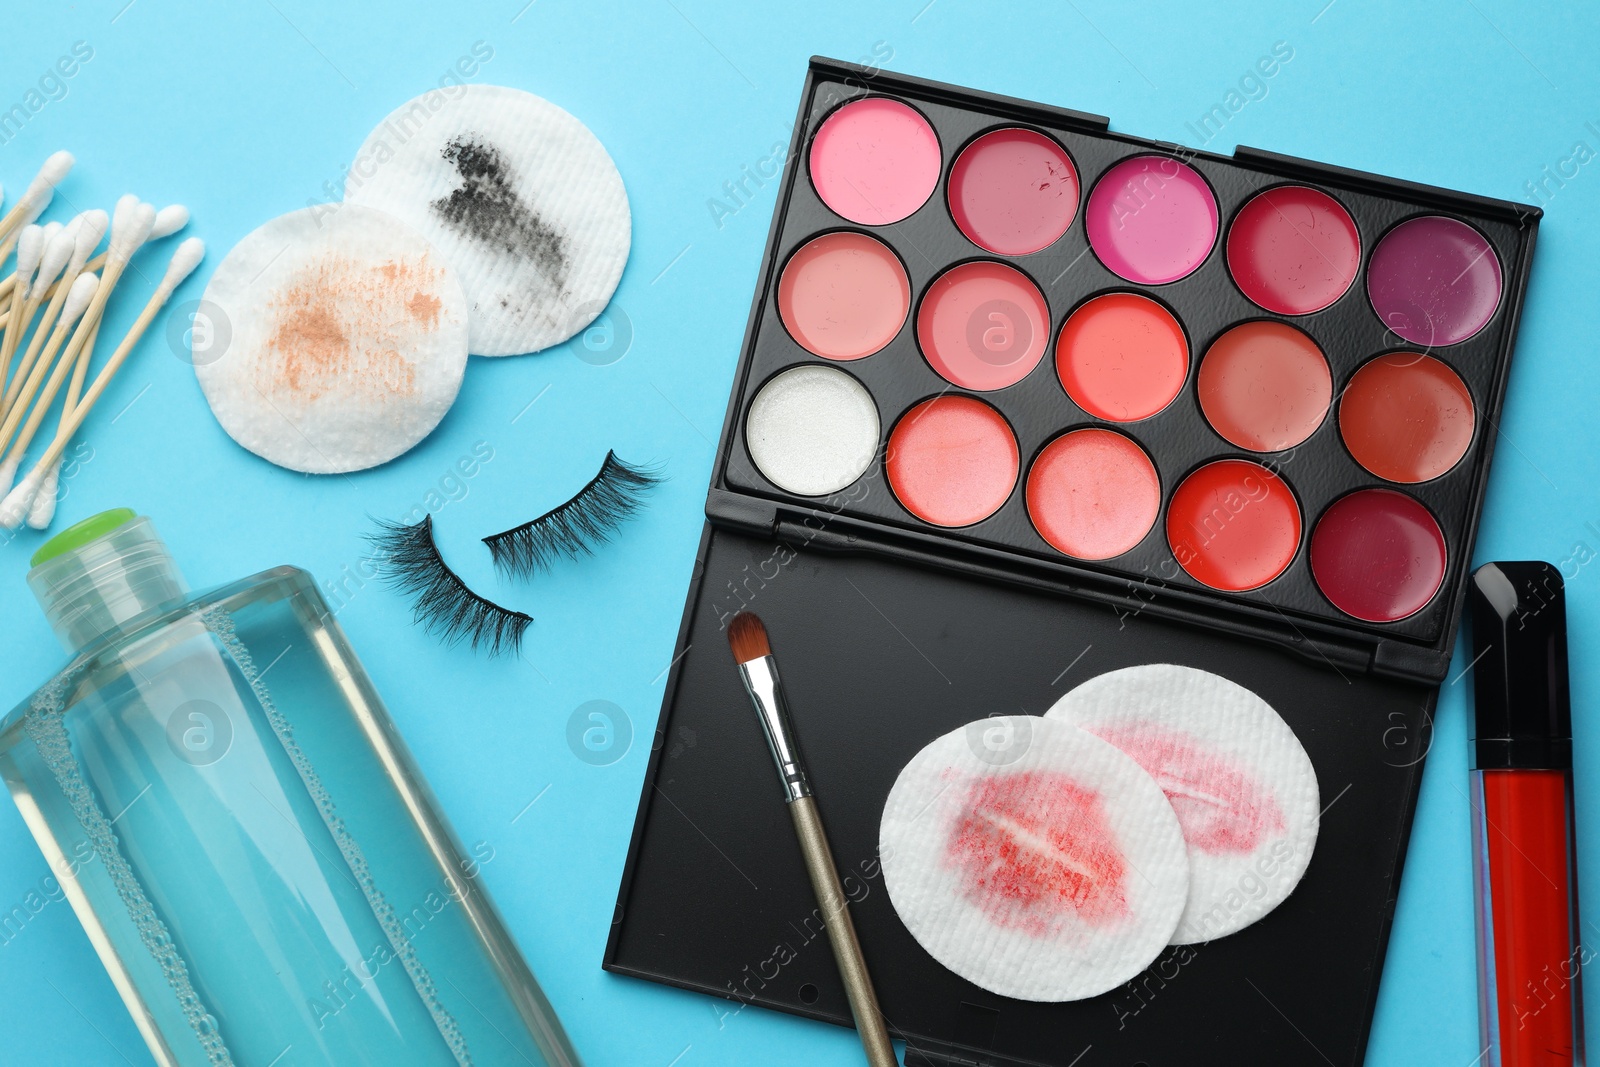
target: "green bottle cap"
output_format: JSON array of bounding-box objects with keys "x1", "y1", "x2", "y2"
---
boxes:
[{"x1": 30, "y1": 508, "x2": 138, "y2": 568}]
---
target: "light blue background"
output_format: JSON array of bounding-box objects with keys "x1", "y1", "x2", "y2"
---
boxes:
[{"x1": 0, "y1": 1, "x2": 1594, "y2": 1064}]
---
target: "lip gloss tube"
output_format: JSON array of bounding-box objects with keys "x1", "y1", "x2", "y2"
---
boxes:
[{"x1": 1469, "y1": 561, "x2": 1584, "y2": 1066}]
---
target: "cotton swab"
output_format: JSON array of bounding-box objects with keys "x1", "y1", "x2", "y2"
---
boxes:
[
  {"x1": 25, "y1": 318, "x2": 100, "y2": 528},
  {"x1": 0, "y1": 201, "x2": 172, "y2": 312},
  {"x1": 0, "y1": 151, "x2": 72, "y2": 264},
  {"x1": 0, "y1": 272, "x2": 99, "y2": 460},
  {"x1": 0, "y1": 201, "x2": 182, "y2": 309},
  {"x1": 27, "y1": 229, "x2": 107, "y2": 526},
  {"x1": 0, "y1": 225, "x2": 47, "y2": 394},
  {"x1": 0, "y1": 224, "x2": 76, "y2": 420},
  {"x1": 0, "y1": 151, "x2": 72, "y2": 237},
  {"x1": 0, "y1": 278, "x2": 93, "y2": 510},
  {"x1": 1, "y1": 212, "x2": 105, "y2": 420},
  {"x1": 0, "y1": 202, "x2": 151, "y2": 462},
  {"x1": 0, "y1": 201, "x2": 182, "y2": 307},
  {"x1": 151, "y1": 204, "x2": 189, "y2": 240},
  {"x1": 0, "y1": 197, "x2": 49, "y2": 273},
  {"x1": 0, "y1": 237, "x2": 204, "y2": 527}
]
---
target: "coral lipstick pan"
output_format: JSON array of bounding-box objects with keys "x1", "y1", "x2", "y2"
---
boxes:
[{"x1": 727, "y1": 612, "x2": 898, "y2": 1067}]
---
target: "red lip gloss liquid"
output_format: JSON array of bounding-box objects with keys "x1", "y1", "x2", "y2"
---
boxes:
[{"x1": 1470, "y1": 561, "x2": 1584, "y2": 1066}]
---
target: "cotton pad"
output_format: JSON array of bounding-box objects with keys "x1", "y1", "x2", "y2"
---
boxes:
[
  {"x1": 879, "y1": 714, "x2": 1188, "y2": 1001},
  {"x1": 194, "y1": 204, "x2": 468, "y2": 474},
  {"x1": 344, "y1": 84, "x2": 630, "y2": 357},
  {"x1": 1046, "y1": 664, "x2": 1319, "y2": 944}
]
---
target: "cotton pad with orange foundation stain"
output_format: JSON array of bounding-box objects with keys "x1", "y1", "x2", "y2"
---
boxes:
[
  {"x1": 879, "y1": 714, "x2": 1188, "y2": 1001},
  {"x1": 195, "y1": 204, "x2": 469, "y2": 473},
  {"x1": 1047, "y1": 663, "x2": 1320, "y2": 943}
]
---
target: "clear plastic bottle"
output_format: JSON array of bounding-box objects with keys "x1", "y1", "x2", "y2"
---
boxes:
[{"x1": 0, "y1": 509, "x2": 583, "y2": 1067}]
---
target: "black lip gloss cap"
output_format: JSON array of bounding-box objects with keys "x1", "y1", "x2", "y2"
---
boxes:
[{"x1": 1469, "y1": 561, "x2": 1572, "y2": 770}]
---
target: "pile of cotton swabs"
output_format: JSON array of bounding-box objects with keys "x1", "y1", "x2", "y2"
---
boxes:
[{"x1": 0, "y1": 151, "x2": 203, "y2": 531}]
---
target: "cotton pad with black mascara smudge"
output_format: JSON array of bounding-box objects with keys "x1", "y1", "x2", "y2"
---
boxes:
[
  {"x1": 194, "y1": 204, "x2": 469, "y2": 474},
  {"x1": 879, "y1": 714, "x2": 1189, "y2": 1002},
  {"x1": 1046, "y1": 663, "x2": 1320, "y2": 944},
  {"x1": 343, "y1": 84, "x2": 631, "y2": 357}
]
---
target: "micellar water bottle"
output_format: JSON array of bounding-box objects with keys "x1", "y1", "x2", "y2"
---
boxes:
[{"x1": 0, "y1": 509, "x2": 583, "y2": 1067}]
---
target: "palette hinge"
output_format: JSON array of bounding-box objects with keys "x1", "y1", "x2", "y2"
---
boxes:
[
  {"x1": 1371, "y1": 640, "x2": 1452, "y2": 683},
  {"x1": 902, "y1": 1039, "x2": 1053, "y2": 1067},
  {"x1": 705, "y1": 488, "x2": 779, "y2": 533}
]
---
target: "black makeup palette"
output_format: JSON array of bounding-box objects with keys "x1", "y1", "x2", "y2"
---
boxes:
[{"x1": 607, "y1": 58, "x2": 1539, "y2": 1066}]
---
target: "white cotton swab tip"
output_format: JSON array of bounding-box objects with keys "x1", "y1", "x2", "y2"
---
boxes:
[
  {"x1": 61, "y1": 272, "x2": 101, "y2": 327},
  {"x1": 109, "y1": 194, "x2": 141, "y2": 245},
  {"x1": 108, "y1": 202, "x2": 156, "y2": 264},
  {"x1": 21, "y1": 190, "x2": 53, "y2": 228},
  {"x1": 25, "y1": 461, "x2": 60, "y2": 529},
  {"x1": 70, "y1": 209, "x2": 109, "y2": 272},
  {"x1": 159, "y1": 238, "x2": 205, "y2": 296},
  {"x1": 20, "y1": 151, "x2": 74, "y2": 205},
  {"x1": 151, "y1": 204, "x2": 189, "y2": 240},
  {"x1": 0, "y1": 454, "x2": 17, "y2": 497},
  {"x1": 14, "y1": 225, "x2": 45, "y2": 286},
  {"x1": 0, "y1": 469, "x2": 42, "y2": 529},
  {"x1": 32, "y1": 226, "x2": 77, "y2": 297},
  {"x1": 38, "y1": 151, "x2": 73, "y2": 189}
]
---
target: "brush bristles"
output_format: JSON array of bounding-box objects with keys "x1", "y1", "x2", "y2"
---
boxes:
[{"x1": 727, "y1": 612, "x2": 772, "y2": 665}]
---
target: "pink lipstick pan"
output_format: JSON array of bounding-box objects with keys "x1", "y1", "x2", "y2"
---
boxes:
[{"x1": 609, "y1": 58, "x2": 1541, "y2": 1067}]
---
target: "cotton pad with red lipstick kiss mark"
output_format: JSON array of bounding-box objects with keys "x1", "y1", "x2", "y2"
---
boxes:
[
  {"x1": 879, "y1": 715, "x2": 1188, "y2": 1001},
  {"x1": 1046, "y1": 663, "x2": 1319, "y2": 944}
]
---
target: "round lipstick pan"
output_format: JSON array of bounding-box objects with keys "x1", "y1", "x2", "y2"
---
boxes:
[
  {"x1": 1339, "y1": 352, "x2": 1476, "y2": 483},
  {"x1": 917, "y1": 260, "x2": 1052, "y2": 391},
  {"x1": 1026, "y1": 428, "x2": 1161, "y2": 560},
  {"x1": 1055, "y1": 291, "x2": 1190, "y2": 422},
  {"x1": 720, "y1": 85, "x2": 1522, "y2": 648},
  {"x1": 777, "y1": 230, "x2": 911, "y2": 361},
  {"x1": 1197, "y1": 320, "x2": 1332, "y2": 452},
  {"x1": 1310, "y1": 489, "x2": 1448, "y2": 622},
  {"x1": 887, "y1": 395, "x2": 1020, "y2": 527},
  {"x1": 1367, "y1": 214, "x2": 1503, "y2": 348},
  {"x1": 947, "y1": 127, "x2": 1081, "y2": 256},
  {"x1": 1166, "y1": 458, "x2": 1303, "y2": 592},
  {"x1": 1227, "y1": 184, "x2": 1361, "y2": 315},
  {"x1": 1085, "y1": 155, "x2": 1220, "y2": 285},
  {"x1": 809, "y1": 97, "x2": 942, "y2": 226}
]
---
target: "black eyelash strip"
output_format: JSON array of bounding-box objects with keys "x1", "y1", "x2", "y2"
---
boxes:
[
  {"x1": 482, "y1": 451, "x2": 663, "y2": 579},
  {"x1": 368, "y1": 514, "x2": 531, "y2": 656}
]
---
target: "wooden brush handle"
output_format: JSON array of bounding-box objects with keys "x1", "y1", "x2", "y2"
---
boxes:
[{"x1": 789, "y1": 796, "x2": 898, "y2": 1067}]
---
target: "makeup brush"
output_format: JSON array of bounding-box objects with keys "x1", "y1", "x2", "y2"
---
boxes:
[{"x1": 726, "y1": 612, "x2": 898, "y2": 1067}]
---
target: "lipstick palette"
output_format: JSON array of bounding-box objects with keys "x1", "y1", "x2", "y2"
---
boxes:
[{"x1": 608, "y1": 58, "x2": 1540, "y2": 1067}]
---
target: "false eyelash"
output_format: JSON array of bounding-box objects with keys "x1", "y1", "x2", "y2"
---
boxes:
[
  {"x1": 482, "y1": 451, "x2": 663, "y2": 579},
  {"x1": 368, "y1": 514, "x2": 531, "y2": 656}
]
